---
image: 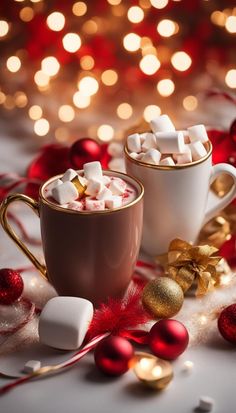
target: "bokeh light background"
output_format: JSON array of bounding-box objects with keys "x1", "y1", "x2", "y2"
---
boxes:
[{"x1": 0, "y1": 0, "x2": 235, "y2": 144}]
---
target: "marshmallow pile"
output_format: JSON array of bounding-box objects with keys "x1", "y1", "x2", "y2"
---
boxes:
[
  {"x1": 45, "y1": 161, "x2": 135, "y2": 211},
  {"x1": 127, "y1": 114, "x2": 209, "y2": 166}
]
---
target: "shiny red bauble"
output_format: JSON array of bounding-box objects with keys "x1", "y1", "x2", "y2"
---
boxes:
[
  {"x1": 218, "y1": 304, "x2": 236, "y2": 344},
  {"x1": 70, "y1": 138, "x2": 102, "y2": 169},
  {"x1": 0, "y1": 269, "x2": 24, "y2": 305},
  {"x1": 149, "y1": 319, "x2": 189, "y2": 360},
  {"x1": 94, "y1": 335, "x2": 134, "y2": 376}
]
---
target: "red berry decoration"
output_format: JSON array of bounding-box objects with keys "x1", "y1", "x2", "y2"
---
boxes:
[
  {"x1": 0, "y1": 269, "x2": 24, "y2": 305},
  {"x1": 94, "y1": 335, "x2": 134, "y2": 376},
  {"x1": 218, "y1": 304, "x2": 236, "y2": 344},
  {"x1": 149, "y1": 319, "x2": 189, "y2": 360},
  {"x1": 70, "y1": 138, "x2": 102, "y2": 169}
]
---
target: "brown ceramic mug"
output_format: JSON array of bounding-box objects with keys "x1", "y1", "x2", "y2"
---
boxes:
[{"x1": 0, "y1": 170, "x2": 144, "y2": 306}]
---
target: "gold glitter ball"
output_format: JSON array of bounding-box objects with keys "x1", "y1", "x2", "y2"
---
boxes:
[{"x1": 142, "y1": 277, "x2": 184, "y2": 319}]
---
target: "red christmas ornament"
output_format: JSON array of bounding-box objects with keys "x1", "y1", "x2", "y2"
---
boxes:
[
  {"x1": 94, "y1": 336, "x2": 134, "y2": 376},
  {"x1": 0, "y1": 269, "x2": 24, "y2": 305},
  {"x1": 69, "y1": 138, "x2": 102, "y2": 169},
  {"x1": 149, "y1": 319, "x2": 189, "y2": 360},
  {"x1": 218, "y1": 304, "x2": 236, "y2": 344}
]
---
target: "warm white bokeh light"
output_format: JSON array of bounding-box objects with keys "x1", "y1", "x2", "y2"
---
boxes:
[
  {"x1": 171, "y1": 51, "x2": 192, "y2": 71},
  {"x1": 73, "y1": 91, "x2": 91, "y2": 108},
  {"x1": 225, "y1": 69, "x2": 236, "y2": 88},
  {"x1": 41, "y1": 57, "x2": 60, "y2": 76},
  {"x1": 34, "y1": 70, "x2": 50, "y2": 87},
  {"x1": 157, "y1": 79, "x2": 175, "y2": 96},
  {"x1": 127, "y1": 6, "x2": 144, "y2": 23},
  {"x1": 47, "y1": 12, "x2": 65, "y2": 32},
  {"x1": 19, "y1": 7, "x2": 34, "y2": 22},
  {"x1": 143, "y1": 105, "x2": 161, "y2": 122},
  {"x1": 107, "y1": 0, "x2": 122, "y2": 4},
  {"x1": 80, "y1": 55, "x2": 95, "y2": 70},
  {"x1": 28, "y1": 105, "x2": 43, "y2": 120},
  {"x1": 123, "y1": 33, "x2": 141, "y2": 52},
  {"x1": 14, "y1": 91, "x2": 28, "y2": 108},
  {"x1": 6, "y1": 56, "x2": 21, "y2": 72},
  {"x1": 117, "y1": 103, "x2": 133, "y2": 119},
  {"x1": 97, "y1": 124, "x2": 114, "y2": 141},
  {"x1": 72, "y1": 2, "x2": 87, "y2": 16},
  {"x1": 157, "y1": 19, "x2": 176, "y2": 37},
  {"x1": 183, "y1": 95, "x2": 198, "y2": 111},
  {"x1": 58, "y1": 105, "x2": 75, "y2": 122},
  {"x1": 78, "y1": 76, "x2": 99, "y2": 96},
  {"x1": 139, "y1": 54, "x2": 160, "y2": 75},
  {"x1": 62, "y1": 33, "x2": 81, "y2": 53},
  {"x1": 101, "y1": 69, "x2": 118, "y2": 86},
  {"x1": 34, "y1": 118, "x2": 50, "y2": 136},
  {"x1": 150, "y1": 0, "x2": 168, "y2": 9},
  {"x1": 0, "y1": 20, "x2": 9, "y2": 37},
  {"x1": 225, "y1": 16, "x2": 236, "y2": 33}
]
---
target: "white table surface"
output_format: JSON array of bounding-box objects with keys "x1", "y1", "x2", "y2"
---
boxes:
[{"x1": 0, "y1": 125, "x2": 236, "y2": 413}]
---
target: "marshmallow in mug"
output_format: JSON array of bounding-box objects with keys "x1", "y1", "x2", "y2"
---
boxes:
[
  {"x1": 126, "y1": 114, "x2": 210, "y2": 166},
  {"x1": 46, "y1": 161, "x2": 136, "y2": 212}
]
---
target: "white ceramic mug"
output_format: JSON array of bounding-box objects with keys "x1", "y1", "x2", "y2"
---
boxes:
[{"x1": 125, "y1": 141, "x2": 236, "y2": 256}]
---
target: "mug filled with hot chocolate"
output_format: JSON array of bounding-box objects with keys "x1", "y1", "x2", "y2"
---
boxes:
[{"x1": 0, "y1": 162, "x2": 144, "y2": 305}]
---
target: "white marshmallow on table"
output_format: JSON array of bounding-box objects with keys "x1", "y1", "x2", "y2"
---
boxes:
[
  {"x1": 85, "y1": 199, "x2": 105, "y2": 211},
  {"x1": 188, "y1": 124, "x2": 209, "y2": 144},
  {"x1": 23, "y1": 360, "x2": 41, "y2": 374},
  {"x1": 96, "y1": 186, "x2": 113, "y2": 200},
  {"x1": 85, "y1": 179, "x2": 104, "y2": 197},
  {"x1": 150, "y1": 115, "x2": 175, "y2": 133},
  {"x1": 175, "y1": 151, "x2": 192, "y2": 164},
  {"x1": 109, "y1": 179, "x2": 126, "y2": 195},
  {"x1": 159, "y1": 156, "x2": 175, "y2": 166},
  {"x1": 155, "y1": 131, "x2": 185, "y2": 154},
  {"x1": 67, "y1": 201, "x2": 83, "y2": 211},
  {"x1": 141, "y1": 149, "x2": 161, "y2": 165},
  {"x1": 46, "y1": 178, "x2": 63, "y2": 194},
  {"x1": 61, "y1": 168, "x2": 78, "y2": 182},
  {"x1": 84, "y1": 161, "x2": 103, "y2": 181},
  {"x1": 51, "y1": 181, "x2": 78, "y2": 205},
  {"x1": 188, "y1": 141, "x2": 207, "y2": 161},
  {"x1": 105, "y1": 196, "x2": 122, "y2": 209},
  {"x1": 108, "y1": 142, "x2": 124, "y2": 158},
  {"x1": 127, "y1": 133, "x2": 141, "y2": 153},
  {"x1": 39, "y1": 296, "x2": 94, "y2": 350},
  {"x1": 141, "y1": 133, "x2": 158, "y2": 151},
  {"x1": 198, "y1": 396, "x2": 215, "y2": 411}
]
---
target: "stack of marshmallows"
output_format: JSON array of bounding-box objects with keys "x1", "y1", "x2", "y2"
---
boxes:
[
  {"x1": 47, "y1": 161, "x2": 131, "y2": 211},
  {"x1": 127, "y1": 114, "x2": 209, "y2": 166}
]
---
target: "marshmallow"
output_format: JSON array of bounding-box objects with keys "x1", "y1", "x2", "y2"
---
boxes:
[
  {"x1": 198, "y1": 396, "x2": 215, "y2": 412},
  {"x1": 188, "y1": 141, "x2": 207, "y2": 161},
  {"x1": 155, "y1": 131, "x2": 185, "y2": 154},
  {"x1": 108, "y1": 142, "x2": 124, "y2": 158},
  {"x1": 109, "y1": 179, "x2": 126, "y2": 195},
  {"x1": 175, "y1": 151, "x2": 192, "y2": 164},
  {"x1": 139, "y1": 133, "x2": 147, "y2": 143},
  {"x1": 150, "y1": 115, "x2": 175, "y2": 133},
  {"x1": 103, "y1": 175, "x2": 111, "y2": 185},
  {"x1": 141, "y1": 149, "x2": 161, "y2": 165},
  {"x1": 46, "y1": 178, "x2": 63, "y2": 194},
  {"x1": 67, "y1": 201, "x2": 84, "y2": 211},
  {"x1": 61, "y1": 168, "x2": 78, "y2": 182},
  {"x1": 159, "y1": 156, "x2": 175, "y2": 166},
  {"x1": 188, "y1": 124, "x2": 209, "y2": 144},
  {"x1": 39, "y1": 297, "x2": 93, "y2": 350},
  {"x1": 105, "y1": 196, "x2": 122, "y2": 209},
  {"x1": 129, "y1": 152, "x2": 140, "y2": 159},
  {"x1": 85, "y1": 179, "x2": 104, "y2": 197},
  {"x1": 96, "y1": 186, "x2": 113, "y2": 200},
  {"x1": 127, "y1": 133, "x2": 141, "y2": 153},
  {"x1": 84, "y1": 161, "x2": 103, "y2": 181},
  {"x1": 141, "y1": 133, "x2": 158, "y2": 152},
  {"x1": 23, "y1": 360, "x2": 41, "y2": 374},
  {"x1": 85, "y1": 199, "x2": 105, "y2": 211},
  {"x1": 182, "y1": 360, "x2": 194, "y2": 373},
  {"x1": 51, "y1": 181, "x2": 78, "y2": 205}
]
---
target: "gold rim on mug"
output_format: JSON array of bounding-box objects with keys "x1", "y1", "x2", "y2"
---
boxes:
[
  {"x1": 40, "y1": 169, "x2": 144, "y2": 215},
  {"x1": 124, "y1": 140, "x2": 212, "y2": 170}
]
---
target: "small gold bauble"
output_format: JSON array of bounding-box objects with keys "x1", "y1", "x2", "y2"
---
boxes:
[
  {"x1": 142, "y1": 276, "x2": 184, "y2": 319},
  {"x1": 133, "y1": 351, "x2": 173, "y2": 390}
]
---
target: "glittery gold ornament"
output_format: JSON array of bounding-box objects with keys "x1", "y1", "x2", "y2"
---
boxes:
[
  {"x1": 133, "y1": 351, "x2": 173, "y2": 390},
  {"x1": 142, "y1": 277, "x2": 184, "y2": 319}
]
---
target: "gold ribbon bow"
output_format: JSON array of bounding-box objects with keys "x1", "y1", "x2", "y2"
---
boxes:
[{"x1": 167, "y1": 239, "x2": 222, "y2": 296}]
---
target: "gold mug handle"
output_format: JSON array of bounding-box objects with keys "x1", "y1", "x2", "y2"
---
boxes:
[{"x1": 0, "y1": 193, "x2": 48, "y2": 280}]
